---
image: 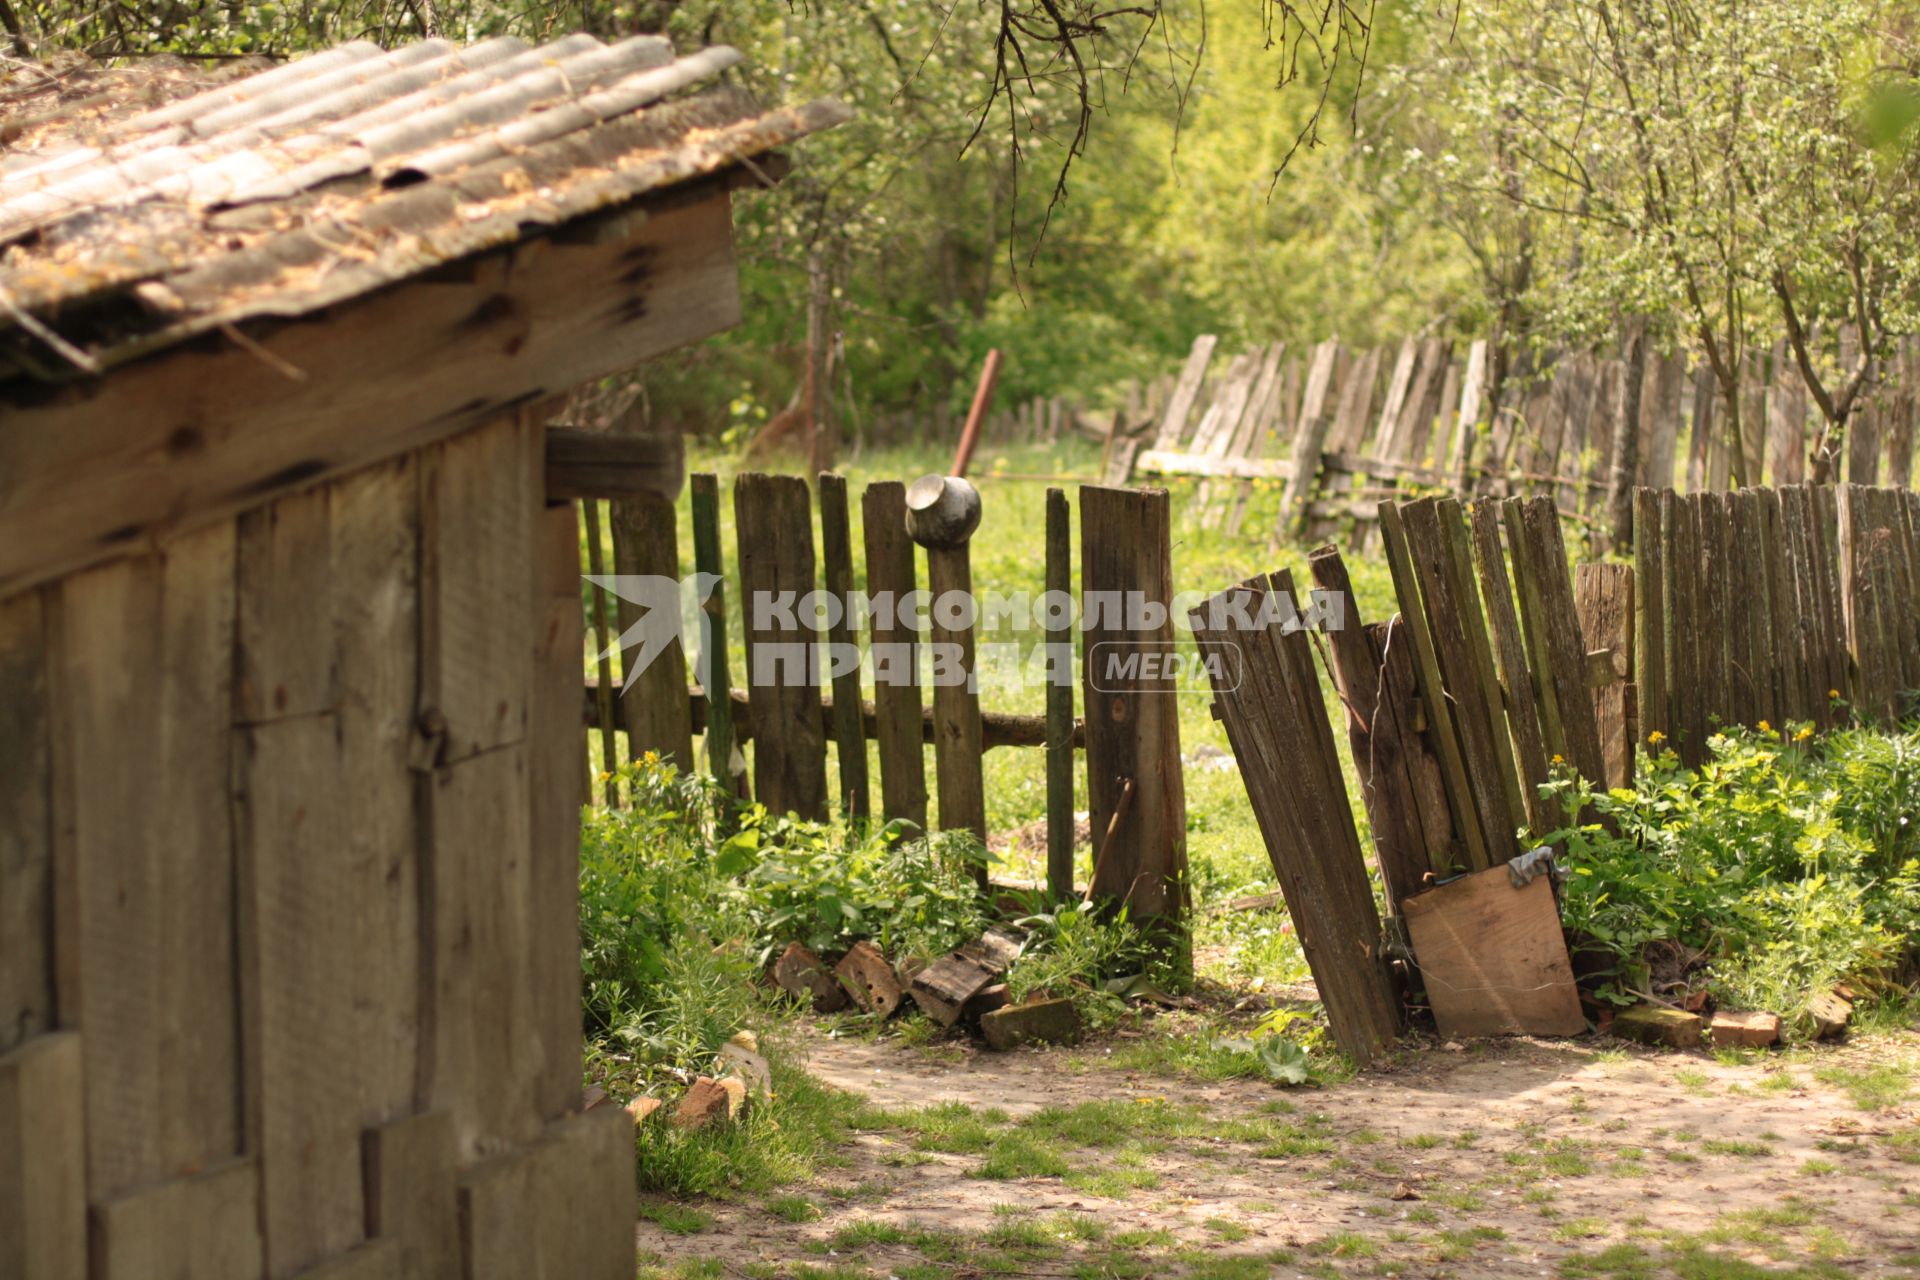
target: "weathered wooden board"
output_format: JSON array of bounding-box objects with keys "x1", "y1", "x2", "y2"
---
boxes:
[
  {"x1": 1190, "y1": 572, "x2": 1399, "y2": 1062},
  {"x1": 1378, "y1": 500, "x2": 1486, "y2": 872},
  {"x1": 60, "y1": 522, "x2": 240, "y2": 1199},
  {"x1": 0, "y1": 590, "x2": 53, "y2": 1058},
  {"x1": 1308, "y1": 547, "x2": 1442, "y2": 913},
  {"x1": 1150, "y1": 334, "x2": 1218, "y2": 450},
  {"x1": 734, "y1": 473, "x2": 827, "y2": 820},
  {"x1": 0, "y1": 187, "x2": 742, "y2": 599},
  {"x1": 1469, "y1": 501, "x2": 1552, "y2": 831},
  {"x1": 461, "y1": 1109, "x2": 635, "y2": 1280},
  {"x1": 1080, "y1": 486, "x2": 1188, "y2": 937},
  {"x1": 0, "y1": 1032, "x2": 85, "y2": 1280},
  {"x1": 363, "y1": 1110, "x2": 459, "y2": 1280},
  {"x1": 817, "y1": 473, "x2": 871, "y2": 823},
  {"x1": 926, "y1": 541, "x2": 986, "y2": 849},
  {"x1": 689, "y1": 474, "x2": 741, "y2": 798},
  {"x1": 1505, "y1": 496, "x2": 1607, "y2": 786},
  {"x1": 1402, "y1": 867, "x2": 1585, "y2": 1039},
  {"x1": 611, "y1": 492, "x2": 694, "y2": 770},
  {"x1": 1574, "y1": 563, "x2": 1635, "y2": 790},
  {"x1": 530, "y1": 500, "x2": 586, "y2": 1123},
  {"x1": 1632, "y1": 488, "x2": 1668, "y2": 746},
  {"x1": 1045, "y1": 488, "x2": 1076, "y2": 899},
  {"x1": 861, "y1": 481, "x2": 926, "y2": 832},
  {"x1": 233, "y1": 458, "x2": 421, "y2": 1274},
  {"x1": 91, "y1": 1159, "x2": 263, "y2": 1280},
  {"x1": 420, "y1": 414, "x2": 536, "y2": 764},
  {"x1": 422, "y1": 745, "x2": 541, "y2": 1157}
]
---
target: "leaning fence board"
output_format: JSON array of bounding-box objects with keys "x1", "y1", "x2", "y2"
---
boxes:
[
  {"x1": 862, "y1": 481, "x2": 927, "y2": 832},
  {"x1": 734, "y1": 473, "x2": 828, "y2": 821},
  {"x1": 1190, "y1": 573, "x2": 1399, "y2": 1062},
  {"x1": 1151, "y1": 334, "x2": 1218, "y2": 450},
  {"x1": 0, "y1": 1032, "x2": 85, "y2": 1280},
  {"x1": 1505, "y1": 496, "x2": 1608, "y2": 787},
  {"x1": 0, "y1": 591, "x2": 52, "y2": 1059},
  {"x1": 817, "y1": 474, "x2": 871, "y2": 823},
  {"x1": 1399, "y1": 499, "x2": 1520, "y2": 867},
  {"x1": 1378, "y1": 501, "x2": 1487, "y2": 872},
  {"x1": 1307, "y1": 548, "x2": 1441, "y2": 913},
  {"x1": 1080, "y1": 486, "x2": 1188, "y2": 938},
  {"x1": 91, "y1": 1159, "x2": 262, "y2": 1280},
  {"x1": 1276, "y1": 339, "x2": 1340, "y2": 540},
  {"x1": 60, "y1": 523, "x2": 240, "y2": 1200},
  {"x1": 1469, "y1": 501, "x2": 1552, "y2": 831}
]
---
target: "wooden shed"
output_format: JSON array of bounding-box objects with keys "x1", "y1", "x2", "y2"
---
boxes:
[{"x1": 0, "y1": 37, "x2": 844, "y2": 1280}]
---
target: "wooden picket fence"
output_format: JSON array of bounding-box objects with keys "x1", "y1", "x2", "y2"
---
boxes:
[
  {"x1": 1121, "y1": 331, "x2": 1920, "y2": 544},
  {"x1": 581, "y1": 476, "x2": 1190, "y2": 942},
  {"x1": 1191, "y1": 483, "x2": 1920, "y2": 1064}
]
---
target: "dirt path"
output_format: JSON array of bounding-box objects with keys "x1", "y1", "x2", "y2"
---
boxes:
[{"x1": 638, "y1": 1025, "x2": 1920, "y2": 1279}]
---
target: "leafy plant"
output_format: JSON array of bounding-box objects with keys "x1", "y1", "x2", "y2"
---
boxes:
[{"x1": 1544, "y1": 723, "x2": 1920, "y2": 1037}]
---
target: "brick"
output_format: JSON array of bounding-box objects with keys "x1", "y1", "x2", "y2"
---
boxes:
[
  {"x1": 773, "y1": 941, "x2": 848, "y2": 1013},
  {"x1": 834, "y1": 941, "x2": 904, "y2": 1018},
  {"x1": 980, "y1": 997, "x2": 1080, "y2": 1051},
  {"x1": 1608, "y1": 1002, "x2": 1701, "y2": 1049},
  {"x1": 1708, "y1": 1010, "x2": 1780, "y2": 1048},
  {"x1": 672, "y1": 1077, "x2": 742, "y2": 1129},
  {"x1": 626, "y1": 1096, "x2": 662, "y2": 1123}
]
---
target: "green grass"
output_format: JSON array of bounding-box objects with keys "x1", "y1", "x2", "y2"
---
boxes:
[
  {"x1": 1815, "y1": 1060, "x2": 1913, "y2": 1112},
  {"x1": 638, "y1": 1201, "x2": 715, "y2": 1235}
]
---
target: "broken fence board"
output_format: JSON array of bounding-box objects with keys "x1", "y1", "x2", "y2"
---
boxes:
[{"x1": 0, "y1": 1032, "x2": 85, "y2": 1280}]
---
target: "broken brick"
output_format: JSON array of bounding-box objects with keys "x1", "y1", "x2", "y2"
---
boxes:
[
  {"x1": 1708, "y1": 1010, "x2": 1781, "y2": 1048},
  {"x1": 981, "y1": 996, "x2": 1080, "y2": 1051},
  {"x1": 834, "y1": 940, "x2": 904, "y2": 1018},
  {"x1": 774, "y1": 941, "x2": 848, "y2": 1013},
  {"x1": 1609, "y1": 1002, "x2": 1702, "y2": 1049},
  {"x1": 673, "y1": 1076, "x2": 743, "y2": 1129}
]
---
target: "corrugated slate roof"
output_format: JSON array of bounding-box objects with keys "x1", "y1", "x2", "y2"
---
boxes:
[{"x1": 0, "y1": 36, "x2": 847, "y2": 384}]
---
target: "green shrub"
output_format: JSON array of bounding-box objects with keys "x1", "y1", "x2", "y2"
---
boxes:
[{"x1": 1545, "y1": 722, "x2": 1920, "y2": 1037}]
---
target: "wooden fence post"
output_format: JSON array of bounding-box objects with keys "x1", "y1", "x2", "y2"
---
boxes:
[
  {"x1": 580, "y1": 499, "x2": 619, "y2": 806},
  {"x1": 816, "y1": 474, "x2": 870, "y2": 824},
  {"x1": 906, "y1": 476, "x2": 987, "y2": 860},
  {"x1": 1045, "y1": 488, "x2": 1076, "y2": 901},
  {"x1": 688, "y1": 474, "x2": 741, "y2": 800},
  {"x1": 1632, "y1": 487, "x2": 1668, "y2": 750},
  {"x1": 734, "y1": 473, "x2": 828, "y2": 821},
  {"x1": 1573, "y1": 563, "x2": 1635, "y2": 789},
  {"x1": 1080, "y1": 485, "x2": 1188, "y2": 959},
  {"x1": 610, "y1": 492, "x2": 693, "y2": 772},
  {"x1": 861, "y1": 481, "x2": 927, "y2": 834}
]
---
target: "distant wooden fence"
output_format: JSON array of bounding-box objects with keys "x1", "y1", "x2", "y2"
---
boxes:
[
  {"x1": 1191, "y1": 483, "x2": 1919, "y2": 1063},
  {"x1": 1119, "y1": 331, "x2": 1920, "y2": 544},
  {"x1": 583, "y1": 476, "x2": 1189, "y2": 941}
]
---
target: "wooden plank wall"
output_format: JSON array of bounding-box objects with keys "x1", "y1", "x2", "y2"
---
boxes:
[{"x1": 0, "y1": 409, "x2": 633, "y2": 1280}]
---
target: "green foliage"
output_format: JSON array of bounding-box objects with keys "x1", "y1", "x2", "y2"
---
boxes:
[
  {"x1": 1002, "y1": 900, "x2": 1176, "y2": 1031},
  {"x1": 580, "y1": 757, "x2": 990, "y2": 1079},
  {"x1": 1546, "y1": 723, "x2": 1920, "y2": 1036}
]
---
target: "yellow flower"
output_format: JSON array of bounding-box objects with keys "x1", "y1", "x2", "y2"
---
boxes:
[
  {"x1": 1648, "y1": 730, "x2": 1666, "y2": 745},
  {"x1": 1551, "y1": 753, "x2": 1566, "y2": 765},
  {"x1": 1757, "y1": 720, "x2": 1772, "y2": 734},
  {"x1": 643, "y1": 750, "x2": 660, "y2": 765},
  {"x1": 1794, "y1": 725, "x2": 1814, "y2": 742},
  {"x1": 598, "y1": 771, "x2": 612, "y2": 782},
  {"x1": 1828, "y1": 688, "x2": 1841, "y2": 701}
]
